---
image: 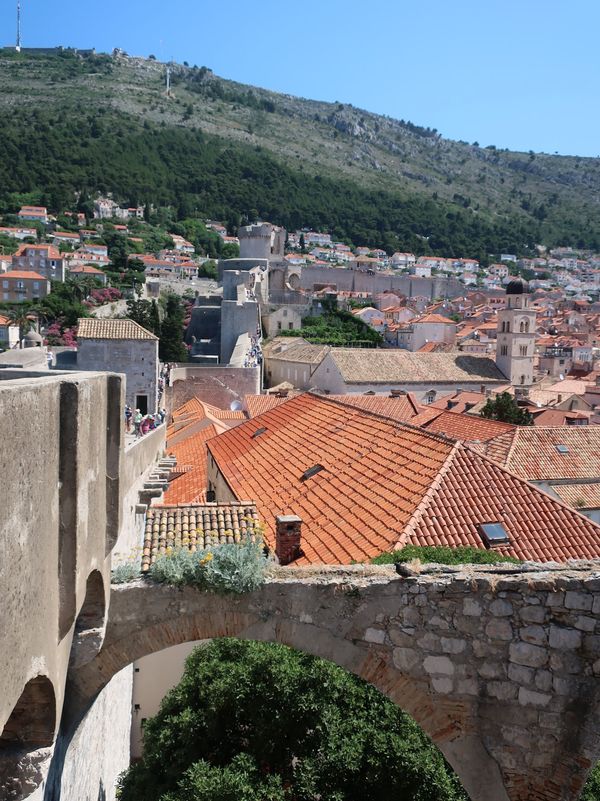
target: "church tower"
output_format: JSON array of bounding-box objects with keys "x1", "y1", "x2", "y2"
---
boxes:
[{"x1": 495, "y1": 279, "x2": 535, "y2": 387}]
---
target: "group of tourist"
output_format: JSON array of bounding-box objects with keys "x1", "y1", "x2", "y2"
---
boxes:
[
  {"x1": 244, "y1": 331, "x2": 263, "y2": 369},
  {"x1": 124, "y1": 405, "x2": 167, "y2": 437}
]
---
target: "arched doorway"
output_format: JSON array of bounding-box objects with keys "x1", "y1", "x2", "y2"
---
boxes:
[{"x1": 69, "y1": 570, "x2": 106, "y2": 669}]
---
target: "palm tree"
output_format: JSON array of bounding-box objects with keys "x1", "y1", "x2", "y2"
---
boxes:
[{"x1": 8, "y1": 308, "x2": 33, "y2": 341}]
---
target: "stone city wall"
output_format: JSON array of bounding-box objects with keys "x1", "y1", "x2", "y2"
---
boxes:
[{"x1": 71, "y1": 562, "x2": 600, "y2": 801}]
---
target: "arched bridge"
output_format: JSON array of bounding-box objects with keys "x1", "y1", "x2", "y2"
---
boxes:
[{"x1": 69, "y1": 563, "x2": 600, "y2": 801}]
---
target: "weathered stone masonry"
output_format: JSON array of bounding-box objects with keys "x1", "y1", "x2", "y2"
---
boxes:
[{"x1": 69, "y1": 563, "x2": 600, "y2": 801}]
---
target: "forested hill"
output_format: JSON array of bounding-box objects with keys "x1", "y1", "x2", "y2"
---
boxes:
[{"x1": 1, "y1": 47, "x2": 600, "y2": 258}]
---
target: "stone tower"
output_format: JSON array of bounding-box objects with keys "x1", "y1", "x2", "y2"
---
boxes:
[{"x1": 495, "y1": 279, "x2": 535, "y2": 387}]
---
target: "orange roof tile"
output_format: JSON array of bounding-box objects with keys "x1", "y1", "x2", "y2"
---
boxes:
[
  {"x1": 476, "y1": 427, "x2": 600, "y2": 481},
  {"x1": 207, "y1": 393, "x2": 600, "y2": 565},
  {"x1": 1, "y1": 270, "x2": 47, "y2": 280},
  {"x1": 418, "y1": 409, "x2": 515, "y2": 442},
  {"x1": 407, "y1": 448, "x2": 600, "y2": 563}
]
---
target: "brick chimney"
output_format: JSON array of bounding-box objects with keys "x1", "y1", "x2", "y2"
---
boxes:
[{"x1": 275, "y1": 515, "x2": 302, "y2": 565}]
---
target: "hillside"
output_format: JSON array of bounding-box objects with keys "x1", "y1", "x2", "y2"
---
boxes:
[{"x1": 1, "y1": 47, "x2": 600, "y2": 257}]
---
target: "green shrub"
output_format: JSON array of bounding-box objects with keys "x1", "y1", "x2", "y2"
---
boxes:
[
  {"x1": 372, "y1": 545, "x2": 521, "y2": 566},
  {"x1": 148, "y1": 538, "x2": 269, "y2": 594},
  {"x1": 111, "y1": 562, "x2": 140, "y2": 584}
]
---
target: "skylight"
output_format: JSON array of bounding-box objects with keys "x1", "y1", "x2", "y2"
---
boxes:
[
  {"x1": 301, "y1": 464, "x2": 325, "y2": 481},
  {"x1": 555, "y1": 444, "x2": 569, "y2": 454},
  {"x1": 478, "y1": 522, "x2": 510, "y2": 548},
  {"x1": 252, "y1": 427, "x2": 267, "y2": 439}
]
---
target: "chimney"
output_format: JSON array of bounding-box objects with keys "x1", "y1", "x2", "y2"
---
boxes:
[
  {"x1": 390, "y1": 389, "x2": 407, "y2": 397},
  {"x1": 275, "y1": 515, "x2": 302, "y2": 565},
  {"x1": 557, "y1": 394, "x2": 563, "y2": 403},
  {"x1": 447, "y1": 399, "x2": 458, "y2": 409}
]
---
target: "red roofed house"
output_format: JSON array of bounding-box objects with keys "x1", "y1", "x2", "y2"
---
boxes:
[
  {"x1": 18, "y1": 205, "x2": 48, "y2": 224},
  {"x1": 1, "y1": 271, "x2": 50, "y2": 303},
  {"x1": 205, "y1": 392, "x2": 600, "y2": 565},
  {"x1": 0, "y1": 314, "x2": 20, "y2": 348},
  {"x1": 12, "y1": 244, "x2": 66, "y2": 282},
  {"x1": 67, "y1": 264, "x2": 108, "y2": 285},
  {"x1": 393, "y1": 313, "x2": 457, "y2": 351}
]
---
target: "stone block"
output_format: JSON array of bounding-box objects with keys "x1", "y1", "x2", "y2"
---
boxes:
[
  {"x1": 456, "y1": 678, "x2": 479, "y2": 696},
  {"x1": 548, "y1": 625, "x2": 582, "y2": 651},
  {"x1": 534, "y1": 670, "x2": 552, "y2": 693},
  {"x1": 392, "y1": 647, "x2": 420, "y2": 673},
  {"x1": 508, "y1": 663, "x2": 534, "y2": 685},
  {"x1": 440, "y1": 637, "x2": 466, "y2": 654},
  {"x1": 402, "y1": 607, "x2": 421, "y2": 626},
  {"x1": 583, "y1": 635, "x2": 600, "y2": 657},
  {"x1": 479, "y1": 662, "x2": 506, "y2": 680},
  {"x1": 431, "y1": 676, "x2": 453, "y2": 694},
  {"x1": 553, "y1": 676, "x2": 574, "y2": 696},
  {"x1": 519, "y1": 625, "x2": 547, "y2": 646},
  {"x1": 423, "y1": 655, "x2": 455, "y2": 676},
  {"x1": 565, "y1": 591, "x2": 593, "y2": 612},
  {"x1": 550, "y1": 652, "x2": 582, "y2": 675},
  {"x1": 489, "y1": 599, "x2": 513, "y2": 617},
  {"x1": 463, "y1": 598, "x2": 482, "y2": 616},
  {"x1": 509, "y1": 642, "x2": 548, "y2": 668},
  {"x1": 417, "y1": 632, "x2": 441, "y2": 652},
  {"x1": 364, "y1": 627, "x2": 386, "y2": 645},
  {"x1": 487, "y1": 681, "x2": 518, "y2": 701},
  {"x1": 546, "y1": 591, "x2": 564, "y2": 608},
  {"x1": 518, "y1": 687, "x2": 551, "y2": 707},
  {"x1": 485, "y1": 618, "x2": 513, "y2": 641},
  {"x1": 520, "y1": 605, "x2": 546, "y2": 624},
  {"x1": 592, "y1": 596, "x2": 600, "y2": 615},
  {"x1": 429, "y1": 615, "x2": 450, "y2": 631},
  {"x1": 575, "y1": 616, "x2": 597, "y2": 632}
]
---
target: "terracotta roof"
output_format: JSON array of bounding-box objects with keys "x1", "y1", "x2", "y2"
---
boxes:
[
  {"x1": 406, "y1": 448, "x2": 600, "y2": 563},
  {"x1": 263, "y1": 338, "x2": 329, "y2": 365},
  {"x1": 1, "y1": 270, "x2": 47, "y2": 280},
  {"x1": 325, "y1": 350, "x2": 506, "y2": 385},
  {"x1": 475, "y1": 427, "x2": 600, "y2": 480},
  {"x1": 207, "y1": 392, "x2": 600, "y2": 565},
  {"x1": 415, "y1": 313, "x2": 455, "y2": 324},
  {"x1": 162, "y1": 398, "x2": 245, "y2": 504},
  {"x1": 552, "y1": 482, "x2": 600, "y2": 510},
  {"x1": 77, "y1": 318, "x2": 158, "y2": 340},
  {"x1": 14, "y1": 244, "x2": 60, "y2": 258},
  {"x1": 69, "y1": 265, "x2": 105, "y2": 275},
  {"x1": 418, "y1": 409, "x2": 515, "y2": 442},
  {"x1": 429, "y1": 390, "x2": 487, "y2": 413},
  {"x1": 207, "y1": 392, "x2": 454, "y2": 564},
  {"x1": 142, "y1": 503, "x2": 261, "y2": 572},
  {"x1": 327, "y1": 392, "x2": 421, "y2": 422},
  {"x1": 245, "y1": 394, "x2": 293, "y2": 418}
]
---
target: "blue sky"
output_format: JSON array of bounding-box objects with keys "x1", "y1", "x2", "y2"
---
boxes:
[{"x1": 3, "y1": 0, "x2": 599, "y2": 156}]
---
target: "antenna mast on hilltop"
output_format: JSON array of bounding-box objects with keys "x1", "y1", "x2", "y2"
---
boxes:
[
  {"x1": 165, "y1": 65, "x2": 171, "y2": 97},
  {"x1": 16, "y1": 0, "x2": 22, "y2": 52}
]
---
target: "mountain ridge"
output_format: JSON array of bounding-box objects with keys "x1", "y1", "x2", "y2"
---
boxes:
[{"x1": 0, "y1": 47, "x2": 599, "y2": 255}]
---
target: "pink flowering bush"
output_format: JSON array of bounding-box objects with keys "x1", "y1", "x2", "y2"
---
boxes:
[{"x1": 45, "y1": 322, "x2": 78, "y2": 347}]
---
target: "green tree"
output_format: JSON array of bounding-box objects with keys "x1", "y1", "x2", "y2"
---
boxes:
[
  {"x1": 118, "y1": 640, "x2": 467, "y2": 801},
  {"x1": 159, "y1": 293, "x2": 187, "y2": 361},
  {"x1": 126, "y1": 298, "x2": 161, "y2": 336},
  {"x1": 480, "y1": 392, "x2": 534, "y2": 425}
]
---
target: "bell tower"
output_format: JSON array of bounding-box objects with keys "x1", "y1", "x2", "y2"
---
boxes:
[{"x1": 495, "y1": 279, "x2": 535, "y2": 387}]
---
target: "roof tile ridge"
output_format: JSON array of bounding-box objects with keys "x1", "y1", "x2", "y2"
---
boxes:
[
  {"x1": 396, "y1": 441, "x2": 462, "y2": 548},
  {"x1": 309, "y1": 390, "x2": 457, "y2": 444},
  {"x1": 462, "y1": 445, "x2": 600, "y2": 529}
]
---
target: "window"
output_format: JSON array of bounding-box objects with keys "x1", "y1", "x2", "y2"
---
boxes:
[
  {"x1": 520, "y1": 345, "x2": 528, "y2": 356},
  {"x1": 520, "y1": 375, "x2": 525, "y2": 384},
  {"x1": 301, "y1": 464, "x2": 325, "y2": 481},
  {"x1": 2, "y1": 281, "x2": 7, "y2": 289},
  {"x1": 555, "y1": 444, "x2": 569, "y2": 454},
  {"x1": 500, "y1": 345, "x2": 508, "y2": 356},
  {"x1": 277, "y1": 321, "x2": 282, "y2": 331},
  {"x1": 33, "y1": 282, "x2": 39, "y2": 290},
  {"x1": 2, "y1": 293, "x2": 8, "y2": 300},
  {"x1": 424, "y1": 390, "x2": 436, "y2": 404},
  {"x1": 283, "y1": 309, "x2": 288, "y2": 317},
  {"x1": 479, "y1": 522, "x2": 510, "y2": 547},
  {"x1": 288, "y1": 322, "x2": 294, "y2": 330},
  {"x1": 16, "y1": 281, "x2": 24, "y2": 290}
]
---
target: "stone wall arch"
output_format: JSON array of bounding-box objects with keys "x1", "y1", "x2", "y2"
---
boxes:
[
  {"x1": 0, "y1": 675, "x2": 56, "y2": 800},
  {"x1": 66, "y1": 581, "x2": 510, "y2": 801},
  {"x1": 69, "y1": 570, "x2": 107, "y2": 670}
]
